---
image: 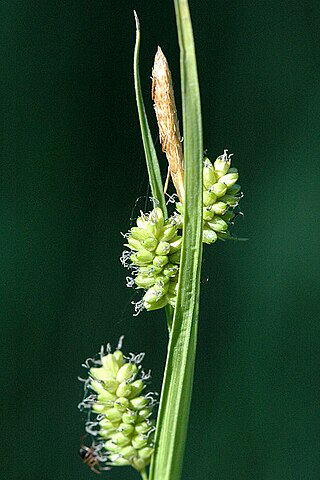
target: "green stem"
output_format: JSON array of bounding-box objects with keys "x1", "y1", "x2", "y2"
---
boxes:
[
  {"x1": 149, "y1": 1, "x2": 203, "y2": 479},
  {"x1": 140, "y1": 468, "x2": 148, "y2": 480}
]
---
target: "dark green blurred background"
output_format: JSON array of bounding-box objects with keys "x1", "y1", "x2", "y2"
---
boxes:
[{"x1": 2, "y1": 1, "x2": 320, "y2": 479}]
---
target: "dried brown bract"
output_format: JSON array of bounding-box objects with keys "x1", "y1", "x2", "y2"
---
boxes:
[{"x1": 152, "y1": 47, "x2": 184, "y2": 202}]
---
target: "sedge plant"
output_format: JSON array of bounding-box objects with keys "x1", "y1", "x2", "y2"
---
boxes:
[{"x1": 78, "y1": 1, "x2": 243, "y2": 479}]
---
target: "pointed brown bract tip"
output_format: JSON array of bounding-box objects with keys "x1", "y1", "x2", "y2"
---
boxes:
[{"x1": 151, "y1": 47, "x2": 185, "y2": 202}]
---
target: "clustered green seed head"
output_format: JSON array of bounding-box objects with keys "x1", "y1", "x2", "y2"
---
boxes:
[
  {"x1": 125, "y1": 207, "x2": 182, "y2": 311},
  {"x1": 176, "y1": 151, "x2": 241, "y2": 244},
  {"x1": 88, "y1": 348, "x2": 155, "y2": 473},
  {"x1": 121, "y1": 152, "x2": 242, "y2": 313}
]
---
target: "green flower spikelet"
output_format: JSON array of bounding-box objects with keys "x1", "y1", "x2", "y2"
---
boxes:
[
  {"x1": 176, "y1": 150, "x2": 242, "y2": 244},
  {"x1": 124, "y1": 207, "x2": 181, "y2": 311},
  {"x1": 79, "y1": 342, "x2": 156, "y2": 475}
]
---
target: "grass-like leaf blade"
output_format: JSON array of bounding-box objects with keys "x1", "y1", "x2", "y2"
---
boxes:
[
  {"x1": 133, "y1": 12, "x2": 173, "y2": 330},
  {"x1": 133, "y1": 12, "x2": 167, "y2": 217},
  {"x1": 149, "y1": 1, "x2": 203, "y2": 479}
]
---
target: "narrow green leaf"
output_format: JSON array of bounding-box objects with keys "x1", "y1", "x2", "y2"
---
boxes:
[
  {"x1": 133, "y1": 11, "x2": 167, "y2": 217},
  {"x1": 133, "y1": 12, "x2": 173, "y2": 330},
  {"x1": 149, "y1": 1, "x2": 203, "y2": 479}
]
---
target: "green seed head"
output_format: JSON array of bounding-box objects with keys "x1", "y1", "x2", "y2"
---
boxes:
[
  {"x1": 123, "y1": 207, "x2": 182, "y2": 312},
  {"x1": 177, "y1": 150, "x2": 242, "y2": 245},
  {"x1": 79, "y1": 341, "x2": 157, "y2": 474}
]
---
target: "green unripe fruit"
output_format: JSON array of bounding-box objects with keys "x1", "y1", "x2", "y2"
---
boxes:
[
  {"x1": 112, "y1": 432, "x2": 132, "y2": 447},
  {"x1": 114, "y1": 397, "x2": 130, "y2": 412},
  {"x1": 117, "y1": 423, "x2": 135, "y2": 437},
  {"x1": 141, "y1": 237, "x2": 158, "y2": 251},
  {"x1": 116, "y1": 363, "x2": 138, "y2": 383},
  {"x1": 92, "y1": 402, "x2": 108, "y2": 414},
  {"x1": 100, "y1": 378, "x2": 118, "y2": 394},
  {"x1": 145, "y1": 209, "x2": 163, "y2": 237},
  {"x1": 136, "y1": 216, "x2": 148, "y2": 230},
  {"x1": 113, "y1": 350, "x2": 125, "y2": 367},
  {"x1": 203, "y1": 158, "x2": 217, "y2": 188},
  {"x1": 100, "y1": 418, "x2": 116, "y2": 429},
  {"x1": 132, "y1": 456, "x2": 147, "y2": 472},
  {"x1": 134, "y1": 275, "x2": 156, "y2": 289},
  {"x1": 130, "y1": 250, "x2": 155, "y2": 266},
  {"x1": 154, "y1": 274, "x2": 170, "y2": 285},
  {"x1": 214, "y1": 155, "x2": 230, "y2": 176},
  {"x1": 129, "y1": 379, "x2": 144, "y2": 398},
  {"x1": 130, "y1": 227, "x2": 153, "y2": 241},
  {"x1": 90, "y1": 367, "x2": 110, "y2": 382},
  {"x1": 116, "y1": 382, "x2": 132, "y2": 398},
  {"x1": 211, "y1": 202, "x2": 228, "y2": 215},
  {"x1": 109, "y1": 454, "x2": 130, "y2": 466},
  {"x1": 100, "y1": 426, "x2": 117, "y2": 437},
  {"x1": 203, "y1": 208, "x2": 214, "y2": 221},
  {"x1": 105, "y1": 408, "x2": 123, "y2": 423},
  {"x1": 127, "y1": 237, "x2": 143, "y2": 251},
  {"x1": 207, "y1": 217, "x2": 228, "y2": 232},
  {"x1": 170, "y1": 236, "x2": 183, "y2": 253},
  {"x1": 163, "y1": 264, "x2": 179, "y2": 277},
  {"x1": 121, "y1": 446, "x2": 138, "y2": 460},
  {"x1": 137, "y1": 408, "x2": 152, "y2": 421},
  {"x1": 144, "y1": 294, "x2": 168, "y2": 311},
  {"x1": 155, "y1": 241, "x2": 171, "y2": 255},
  {"x1": 160, "y1": 225, "x2": 177, "y2": 242},
  {"x1": 211, "y1": 182, "x2": 228, "y2": 197},
  {"x1": 102, "y1": 353, "x2": 121, "y2": 376},
  {"x1": 139, "y1": 265, "x2": 162, "y2": 276},
  {"x1": 143, "y1": 281, "x2": 169, "y2": 306},
  {"x1": 203, "y1": 190, "x2": 217, "y2": 206},
  {"x1": 203, "y1": 228, "x2": 218, "y2": 244},
  {"x1": 132, "y1": 434, "x2": 148, "y2": 450},
  {"x1": 130, "y1": 396, "x2": 149, "y2": 410},
  {"x1": 150, "y1": 207, "x2": 164, "y2": 227},
  {"x1": 153, "y1": 255, "x2": 169, "y2": 268},
  {"x1": 139, "y1": 447, "x2": 154, "y2": 460},
  {"x1": 220, "y1": 194, "x2": 239, "y2": 207},
  {"x1": 104, "y1": 440, "x2": 120, "y2": 454},
  {"x1": 135, "y1": 421, "x2": 153, "y2": 434},
  {"x1": 219, "y1": 172, "x2": 239, "y2": 187},
  {"x1": 90, "y1": 379, "x2": 116, "y2": 399},
  {"x1": 122, "y1": 410, "x2": 138, "y2": 424}
]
